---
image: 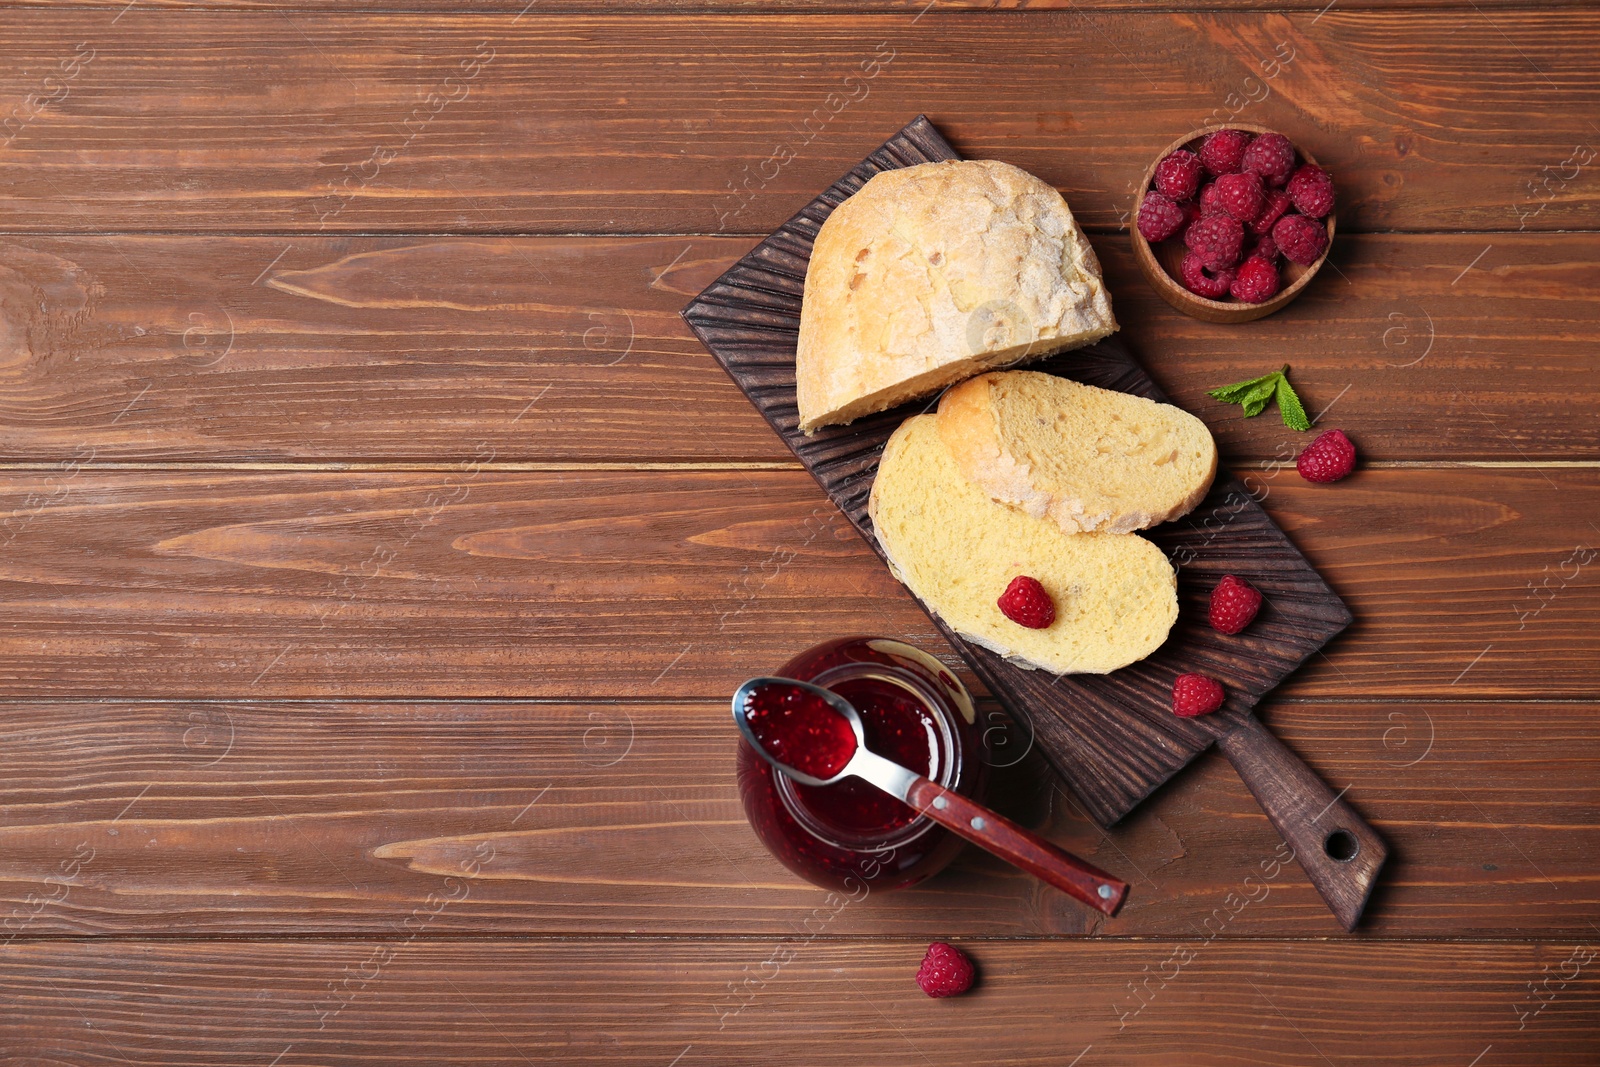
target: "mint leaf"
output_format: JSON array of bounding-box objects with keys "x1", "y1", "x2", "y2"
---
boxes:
[
  {"x1": 1206, "y1": 364, "x2": 1315, "y2": 429},
  {"x1": 1241, "y1": 376, "x2": 1281, "y2": 409},
  {"x1": 1206, "y1": 371, "x2": 1281, "y2": 404},
  {"x1": 1275, "y1": 376, "x2": 1311, "y2": 431}
]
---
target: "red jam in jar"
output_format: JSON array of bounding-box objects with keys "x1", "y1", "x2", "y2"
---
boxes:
[{"x1": 736, "y1": 637, "x2": 985, "y2": 894}]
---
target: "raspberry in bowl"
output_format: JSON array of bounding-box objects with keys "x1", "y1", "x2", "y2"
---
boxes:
[
  {"x1": 735, "y1": 636, "x2": 987, "y2": 894},
  {"x1": 1132, "y1": 124, "x2": 1336, "y2": 323}
]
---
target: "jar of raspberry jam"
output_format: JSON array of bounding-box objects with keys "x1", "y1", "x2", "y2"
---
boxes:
[{"x1": 736, "y1": 636, "x2": 987, "y2": 894}]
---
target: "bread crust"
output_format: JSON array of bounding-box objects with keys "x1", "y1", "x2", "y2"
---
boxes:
[
  {"x1": 937, "y1": 371, "x2": 1217, "y2": 534},
  {"x1": 797, "y1": 159, "x2": 1117, "y2": 433},
  {"x1": 936, "y1": 374, "x2": 1055, "y2": 520}
]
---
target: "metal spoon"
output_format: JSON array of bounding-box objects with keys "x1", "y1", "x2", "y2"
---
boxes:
[{"x1": 732, "y1": 676, "x2": 1128, "y2": 916}]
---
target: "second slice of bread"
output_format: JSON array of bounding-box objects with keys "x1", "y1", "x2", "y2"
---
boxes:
[
  {"x1": 938, "y1": 370, "x2": 1216, "y2": 534},
  {"x1": 868, "y1": 414, "x2": 1177, "y2": 675}
]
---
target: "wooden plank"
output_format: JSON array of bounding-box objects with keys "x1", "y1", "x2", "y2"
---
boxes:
[
  {"x1": 0, "y1": 234, "x2": 780, "y2": 464},
  {"x1": 0, "y1": 232, "x2": 1594, "y2": 464},
  {"x1": 0, "y1": 13, "x2": 1593, "y2": 233},
  {"x1": 0, "y1": 1, "x2": 1547, "y2": 10},
  {"x1": 1, "y1": 939, "x2": 1593, "y2": 1064},
  {"x1": 0, "y1": 699, "x2": 1593, "y2": 938},
  {"x1": 0, "y1": 467, "x2": 1592, "y2": 700}
]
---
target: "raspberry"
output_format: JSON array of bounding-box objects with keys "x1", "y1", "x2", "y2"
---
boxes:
[
  {"x1": 1213, "y1": 171, "x2": 1264, "y2": 223},
  {"x1": 1286, "y1": 163, "x2": 1336, "y2": 218},
  {"x1": 1249, "y1": 231, "x2": 1279, "y2": 262},
  {"x1": 1199, "y1": 128, "x2": 1253, "y2": 176},
  {"x1": 1173, "y1": 673, "x2": 1226, "y2": 718},
  {"x1": 1185, "y1": 213, "x2": 1244, "y2": 270},
  {"x1": 1229, "y1": 256, "x2": 1280, "y2": 303},
  {"x1": 1199, "y1": 180, "x2": 1225, "y2": 215},
  {"x1": 1250, "y1": 189, "x2": 1292, "y2": 236},
  {"x1": 1242, "y1": 133, "x2": 1296, "y2": 186},
  {"x1": 1209, "y1": 574, "x2": 1263, "y2": 634},
  {"x1": 916, "y1": 942, "x2": 976, "y2": 998},
  {"x1": 1178, "y1": 252, "x2": 1235, "y2": 299},
  {"x1": 1153, "y1": 149, "x2": 1203, "y2": 201},
  {"x1": 1272, "y1": 214, "x2": 1329, "y2": 265},
  {"x1": 1296, "y1": 429, "x2": 1357, "y2": 483},
  {"x1": 1180, "y1": 199, "x2": 1205, "y2": 234},
  {"x1": 1137, "y1": 191, "x2": 1187, "y2": 243},
  {"x1": 998, "y1": 575, "x2": 1055, "y2": 629}
]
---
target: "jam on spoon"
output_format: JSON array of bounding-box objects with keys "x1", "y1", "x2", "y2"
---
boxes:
[{"x1": 740, "y1": 680, "x2": 858, "y2": 780}]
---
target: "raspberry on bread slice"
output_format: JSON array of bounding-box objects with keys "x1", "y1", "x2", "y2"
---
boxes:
[
  {"x1": 936, "y1": 370, "x2": 1217, "y2": 535},
  {"x1": 868, "y1": 414, "x2": 1178, "y2": 675}
]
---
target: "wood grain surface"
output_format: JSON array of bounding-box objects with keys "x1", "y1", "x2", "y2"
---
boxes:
[
  {"x1": 0, "y1": 700, "x2": 1593, "y2": 939},
  {"x1": 2, "y1": 940, "x2": 1594, "y2": 1066},
  {"x1": 0, "y1": 14, "x2": 1593, "y2": 233},
  {"x1": 0, "y1": 468, "x2": 1591, "y2": 699},
  {"x1": 0, "y1": 233, "x2": 1591, "y2": 463},
  {"x1": 1, "y1": 3, "x2": 1595, "y2": 1062},
  {"x1": 5, "y1": 0, "x2": 1548, "y2": 10}
]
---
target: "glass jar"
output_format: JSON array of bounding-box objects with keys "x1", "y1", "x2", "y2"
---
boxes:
[{"x1": 736, "y1": 636, "x2": 986, "y2": 894}]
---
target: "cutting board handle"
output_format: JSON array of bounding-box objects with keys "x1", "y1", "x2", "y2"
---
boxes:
[{"x1": 1216, "y1": 716, "x2": 1387, "y2": 931}]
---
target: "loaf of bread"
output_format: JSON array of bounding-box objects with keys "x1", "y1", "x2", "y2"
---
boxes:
[
  {"x1": 938, "y1": 370, "x2": 1216, "y2": 534},
  {"x1": 796, "y1": 160, "x2": 1117, "y2": 433},
  {"x1": 868, "y1": 414, "x2": 1177, "y2": 674}
]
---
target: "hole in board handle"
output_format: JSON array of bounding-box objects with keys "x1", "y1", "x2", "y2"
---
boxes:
[{"x1": 1323, "y1": 829, "x2": 1359, "y2": 863}]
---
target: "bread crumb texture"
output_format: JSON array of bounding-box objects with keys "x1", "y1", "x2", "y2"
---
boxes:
[
  {"x1": 797, "y1": 160, "x2": 1117, "y2": 432},
  {"x1": 938, "y1": 370, "x2": 1217, "y2": 534},
  {"x1": 868, "y1": 414, "x2": 1177, "y2": 674}
]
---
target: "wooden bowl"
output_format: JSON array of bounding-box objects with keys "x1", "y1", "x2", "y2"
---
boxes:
[{"x1": 1131, "y1": 123, "x2": 1335, "y2": 323}]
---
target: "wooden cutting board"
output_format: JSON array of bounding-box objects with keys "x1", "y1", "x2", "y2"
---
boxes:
[{"x1": 683, "y1": 116, "x2": 1386, "y2": 929}]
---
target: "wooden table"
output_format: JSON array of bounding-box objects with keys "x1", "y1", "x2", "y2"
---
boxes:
[{"x1": 0, "y1": 5, "x2": 1595, "y2": 1064}]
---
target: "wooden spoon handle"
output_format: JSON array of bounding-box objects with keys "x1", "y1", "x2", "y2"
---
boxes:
[
  {"x1": 905, "y1": 777, "x2": 1128, "y2": 916},
  {"x1": 1217, "y1": 715, "x2": 1388, "y2": 931}
]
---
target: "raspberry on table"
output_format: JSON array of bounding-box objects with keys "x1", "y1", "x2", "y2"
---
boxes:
[
  {"x1": 1241, "y1": 132, "x2": 1296, "y2": 186},
  {"x1": 1229, "y1": 256, "x2": 1280, "y2": 303},
  {"x1": 1153, "y1": 149, "x2": 1204, "y2": 201},
  {"x1": 1250, "y1": 188, "x2": 1292, "y2": 235},
  {"x1": 1138, "y1": 191, "x2": 1188, "y2": 243},
  {"x1": 1213, "y1": 170, "x2": 1265, "y2": 223},
  {"x1": 1179, "y1": 252, "x2": 1235, "y2": 298},
  {"x1": 1199, "y1": 128, "x2": 1253, "y2": 175},
  {"x1": 1172, "y1": 673, "x2": 1226, "y2": 717},
  {"x1": 1185, "y1": 213, "x2": 1244, "y2": 270},
  {"x1": 1272, "y1": 213, "x2": 1329, "y2": 265},
  {"x1": 916, "y1": 942, "x2": 976, "y2": 999},
  {"x1": 998, "y1": 575, "x2": 1056, "y2": 629},
  {"x1": 1287, "y1": 163, "x2": 1336, "y2": 218},
  {"x1": 1209, "y1": 574, "x2": 1264, "y2": 634},
  {"x1": 1296, "y1": 429, "x2": 1357, "y2": 483}
]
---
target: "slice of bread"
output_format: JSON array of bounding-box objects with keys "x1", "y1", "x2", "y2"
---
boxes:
[
  {"x1": 938, "y1": 370, "x2": 1216, "y2": 534},
  {"x1": 796, "y1": 159, "x2": 1117, "y2": 434},
  {"x1": 868, "y1": 414, "x2": 1177, "y2": 675}
]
